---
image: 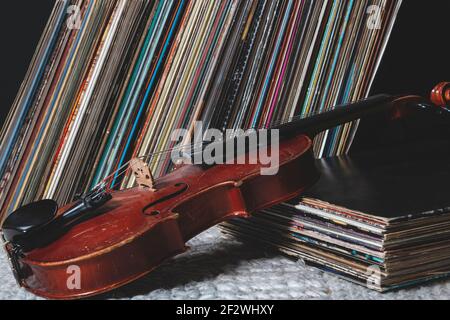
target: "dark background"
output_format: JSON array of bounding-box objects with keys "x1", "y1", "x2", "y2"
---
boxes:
[
  {"x1": 352, "y1": 0, "x2": 450, "y2": 153},
  {"x1": 371, "y1": 1, "x2": 449, "y2": 97},
  {"x1": 0, "y1": 1, "x2": 448, "y2": 151},
  {"x1": 0, "y1": 0, "x2": 55, "y2": 128}
]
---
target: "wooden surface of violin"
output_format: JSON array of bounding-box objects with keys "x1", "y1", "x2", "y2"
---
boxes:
[{"x1": 6, "y1": 134, "x2": 318, "y2": 299}]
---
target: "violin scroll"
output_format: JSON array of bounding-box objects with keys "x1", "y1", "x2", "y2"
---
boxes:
[{"x1": 431, "y1": 82, "x2": 450, "y2": 107}]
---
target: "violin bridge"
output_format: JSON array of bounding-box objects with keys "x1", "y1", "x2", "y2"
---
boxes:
[{"x1": 130, "y1": 158, "x2": 156, "y2": 191}]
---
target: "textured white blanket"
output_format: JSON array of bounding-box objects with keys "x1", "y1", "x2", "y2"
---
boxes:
[{"x1": 1, "y1": 227, "x2": 449, "y2": 300}]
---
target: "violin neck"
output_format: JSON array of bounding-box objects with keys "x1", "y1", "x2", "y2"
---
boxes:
[
  {"x1": 276, "y1": 94, "x2": 395, "y2": 138},
  {"x1": 193, "y1": 94, "x2": 433, "y2": 165}
]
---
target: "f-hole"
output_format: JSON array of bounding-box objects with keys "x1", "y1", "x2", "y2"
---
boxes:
[{"x1": 142, "y1": 183, "x2": 189, "y2": 214}]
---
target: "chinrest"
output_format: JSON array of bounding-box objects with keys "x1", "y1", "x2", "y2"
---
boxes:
[{"x1": 2, "y1": 200, "x2": 59, "y2": 245}]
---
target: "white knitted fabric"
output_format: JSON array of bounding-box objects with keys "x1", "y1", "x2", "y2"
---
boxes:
[{"x1": 1, "y1": 226, "x2": 450, "y2": 300}]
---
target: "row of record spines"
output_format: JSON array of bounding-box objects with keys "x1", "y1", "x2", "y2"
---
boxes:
[
  {"x1": 0, "y1": 0, "x2": 402, "y2": 217},
  {"x1": 125, "y1": 0, "x2": 402, "y2": 183}
]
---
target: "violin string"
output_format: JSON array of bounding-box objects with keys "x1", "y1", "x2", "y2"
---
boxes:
[
  {"x1": 127, "y1": 111, "x2": 319, "y2": 161},
  {"x1": 90, "y1": 141, "x2": 211, "y2": 190},
  {"x1": 91, "y1": 101, "x2": 449, "y2": 199},
  {"x1": 86, "y1": 106, "x2": 348, "y2": 199},
  {"x1": 117, "y1": 111, "x2": 322, "y2": 165},
  {"x1": 87, "y1": 113, "x2": 324, "y2": 197},
  {"x1": 87, "y1": 150, "x2": 203, "y2": 199}
]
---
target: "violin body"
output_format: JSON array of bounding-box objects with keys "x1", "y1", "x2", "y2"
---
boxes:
[{"x1": 11, "y1": 133, "x2": 318, "y2": 299}]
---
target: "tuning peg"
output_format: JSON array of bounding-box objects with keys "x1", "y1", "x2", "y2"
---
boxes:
[{"x1": 431, "y1": 82, "x2": 450, "y2": 107}]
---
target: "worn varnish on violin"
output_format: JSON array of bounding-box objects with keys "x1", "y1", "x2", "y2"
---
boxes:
[{"x1": 1, "y1": 83, "x2": 449, "y2": 299}]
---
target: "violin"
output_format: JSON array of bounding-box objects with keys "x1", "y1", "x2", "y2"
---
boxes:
[{"x1": 1, "y1": 83, "x2": 449, "y2": 299}]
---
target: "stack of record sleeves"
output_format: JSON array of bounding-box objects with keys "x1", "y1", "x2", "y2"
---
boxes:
[
  {"x1": 222, "y1": 150, "x2": 450, "y2": 292},
  {"x1": 0, "y1": 0, "x2": 402, "y2": 219},
  {"x1": 222, "y1": 200, "x2": 442, "y2": 292}
]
